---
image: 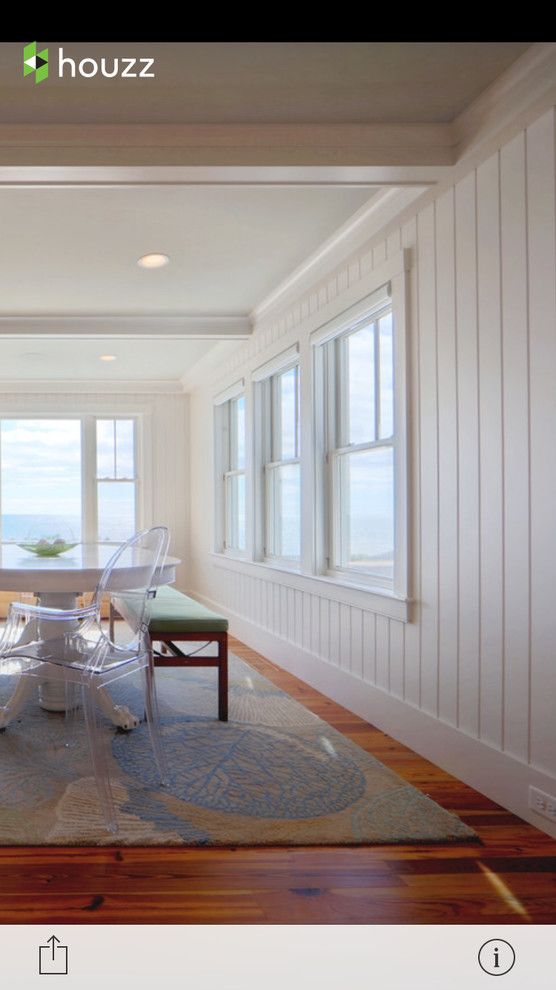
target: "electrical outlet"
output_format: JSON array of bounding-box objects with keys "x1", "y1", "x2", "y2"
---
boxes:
[{"x1": 529, "y1": 786, "x2": 556, "y2": 822}]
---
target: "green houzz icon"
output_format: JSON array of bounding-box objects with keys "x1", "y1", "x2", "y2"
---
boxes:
[{"x1": 23, "y1": 41, "x2": 49, "y2": 83}]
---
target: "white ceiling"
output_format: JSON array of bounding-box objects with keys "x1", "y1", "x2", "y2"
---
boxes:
[
  {"x1": 0, "y1": 42, "x2": 531, "y2": 125},
  {"x1": 0, "y1": 185, "x2": 375, "y2": 315},
  {"x1": 0, "y1": 337, "x2": 237, "y2": 383},
  {"x1": 0, "y1": 183, "x2": 376, "y2": 381},
  {"x1": 0, "y1": 41, "x2": 532, "y2": 384}
]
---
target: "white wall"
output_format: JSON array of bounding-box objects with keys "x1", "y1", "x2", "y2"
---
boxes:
[
  {"x1": 188, "y1": 107, "x2": 556, "y2": 835},
  {"x1": 0, "y1": 389, "x2": 189, "y2": 589}
]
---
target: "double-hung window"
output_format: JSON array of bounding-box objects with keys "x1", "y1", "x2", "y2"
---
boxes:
[
  {"x1": 95, "y1": 418, "x2": 138, "y2": 542},
  {"x1": 215, "y1": 393, "x2": 246, "y2": 554},
  {"x1": 320, "y1": 300, "x2": 397, "y2": 589},
  {"x1": 256, "y1": 355, "x2": 301, "y2": 564}
]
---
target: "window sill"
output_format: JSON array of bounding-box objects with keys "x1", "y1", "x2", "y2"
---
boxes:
[{"x1": 210, "y1": 552, "x2": 411, "y2": 622}]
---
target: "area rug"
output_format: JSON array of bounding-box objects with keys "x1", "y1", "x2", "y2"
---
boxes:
[{"x1": 0, "y1": 653, "x2": 478, "y2": 846}]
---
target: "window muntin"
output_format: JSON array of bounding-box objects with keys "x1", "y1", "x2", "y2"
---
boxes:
[
  {"x1": 326, "y1": 306, "x2": 395, "y2": 586},
  {"x1": 222, "y1": 395, "x2": 246, "y2": 553},
  {"x1": 0, "y1": 416, "x2": 139, "y2": 545},
  {"x1": 264, "y1": 364, "x2": 301, "y2": 562}
]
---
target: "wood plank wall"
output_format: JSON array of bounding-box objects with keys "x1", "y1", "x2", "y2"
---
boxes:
[{"x1": 188, "y1": 109, "x2": 556, "y2": 825}]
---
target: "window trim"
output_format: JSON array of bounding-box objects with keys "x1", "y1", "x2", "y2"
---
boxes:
[
  {"x1": 94, "y1": 416, "x2": 140, "y2": 544},
  {"x1": 213, "y1": 390, "x2": 247, "y2": 557},
  {"x1": 257, "y1": 357, "x2": 301, "y2": 567},
  {"x1": 211, "y1": 249, "x2": 410, "y2": 618},
  {"x1": 324, "y1": 303, "x2": 395, "y2": 590},
  {"x1": 312, "y1": 252, "x2": 409, "y2": 601}
]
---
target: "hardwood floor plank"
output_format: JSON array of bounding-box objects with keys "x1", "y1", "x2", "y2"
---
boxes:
[{"x1": 0, "y1": 636, "x2": 555, "y2": 923}]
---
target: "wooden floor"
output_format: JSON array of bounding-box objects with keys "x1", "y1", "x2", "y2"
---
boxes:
[{"x1": 1, "y1": 635, "x2": 556, "y2": 924}]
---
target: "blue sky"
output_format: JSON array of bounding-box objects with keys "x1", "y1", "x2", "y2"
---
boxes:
[{"x1": 0, "y1": 418, "x2": 136, "y2": 542}]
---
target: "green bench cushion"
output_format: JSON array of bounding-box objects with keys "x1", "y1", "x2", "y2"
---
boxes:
[{"x1": 115, "y1": 585, "x2": 228, "y2": 634}]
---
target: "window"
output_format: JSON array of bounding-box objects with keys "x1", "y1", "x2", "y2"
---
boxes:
[
  {"x1": 96, "y1": 419, "x2": 137, "y2": 542},
  {"x1": 216, "y1": 394, "x2": 246, "y2": 553},
  {"x1": 255, "y1": 356, "x2": 301, "y2": 565},
  {"x1": 321, "y1": 306, "x2": 396, "y2": 588},
  {"x1": 213, "y1": 253, "x2": 408, "y2": 614},
  {"x1": 266, "y1": 364, "x2": 300, "y2": 561},
  {"x1": 0, "y1": 416, "x2": 139, "y2": 544}
]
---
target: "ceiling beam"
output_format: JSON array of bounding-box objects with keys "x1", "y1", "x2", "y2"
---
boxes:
[
  {"x1": 0, "y1": 164, "x2": 451, "y2": 187},
  {"x1": 0, "y1": 123, "x2": 454, "y2": 168},
  {"x1": 0, "y1": 315, "x2": 252, "y2": 338}
]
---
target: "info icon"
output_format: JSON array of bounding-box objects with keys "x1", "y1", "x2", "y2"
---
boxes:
[{"x1": 478, "y1": 939, "x2": 515, "y2": 976}]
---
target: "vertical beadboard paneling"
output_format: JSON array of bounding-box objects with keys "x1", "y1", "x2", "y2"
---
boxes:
[
  {"x1": 302, "y1": 591, "x2": 311, "y2": 652},
  {"x1": 362, "y1": 610, "x2": 377, "y2": 684},
  {"x1": 417, "y1": 204, "x2": 439, "y2": 715},
  {"x1": 339, "y1": 603, "x2": 351, "y2": 670},
  {"x1": 329, "y1": 600, "x2": 340, "y2": 667},
  {"x1": 455, "y1": 172, "x2": 481, "y2": 737},
  {"x1": 375, "y1": 615, "x2": 390, "y2": 690},
  {"x1": 476, "y1": 153, "x2": 504, "y2": 749},
  {"x1": 187, "y1": 109, "x2": 556, "y2": 789},
  {"x1": 387, "y1": 228, "x2": 402, "y2": 258},
  {"x1": 373, "y1": 241, "x2": 387, "y2": 267},
  {"x1": 527, "y1": 109, "x2": 556, "y2": 774},
  {"x1": 389, "y1": 620, "x2": 405, "y2": 699},
  {"x1": 319, "y1": 596, "x2": 330, "y2": 661},
  {"x1": 310, "y1": 594, "x2": 320, "y2": 657},
  {"x1": 435, "y1": 189, "x2": 459, "y2": 725},
  {"x1": 350, "y1": 607, "x2": 364, "y2": 680},
  {"x1": 500, "y1": 131, "x2": 530, "y2": 762}
]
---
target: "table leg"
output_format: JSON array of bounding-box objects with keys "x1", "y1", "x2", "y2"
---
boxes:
[
  {"x1": 33, "y1": 593, "x2": 140, "y2": 730},
  {"x1": 36, "y1": 593, "x2": 79, "y2": 712}
]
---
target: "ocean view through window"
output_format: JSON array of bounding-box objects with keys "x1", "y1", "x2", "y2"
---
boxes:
[
  {"x1": 320, "y1": 305, "x2": 396, "y2": 588},
  {"x1": 0, "y1": 417, "x2": 138, "y2": 544}
]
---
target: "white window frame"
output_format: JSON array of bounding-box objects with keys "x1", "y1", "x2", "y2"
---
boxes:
[
  {"x1": 211, "y1": 252, "x2": 410, "y2": 621},
  {"x1": 0, "y1": 413, "x2": 141, "y2": 545},
  {"x1": 93, "y1": 416, "x2": 140, "y2": 544},
  {"x1": 312, "y1": 257, "x2": 409, "y2": 601},
  {"x1": 253, "y1": 346, "x2": 301, "y2": 568},
  {"x1": 213, "y1": 381, "x2": 247, "y2": 556}
]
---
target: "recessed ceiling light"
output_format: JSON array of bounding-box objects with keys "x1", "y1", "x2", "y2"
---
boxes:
[
  {"x1": 99, "y1": 354, "x2": 117, "y2": 362},
  {"x1": 137, "y1": 253, "x2": 170, "y2": 269}
]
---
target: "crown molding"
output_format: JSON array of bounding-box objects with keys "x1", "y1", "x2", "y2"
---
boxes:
[
  {"x1": 0, "y1": 379, "x2": 185, "y2": 394},
  {"x1": 0, "y1": 314, "x2": 252, "y2": 338},
  {"x1": 453, "y1": 42, "x2": 556, "y2": 162},
  {"x1": 251, "y1": 186, "x2": 426, "y2": 325},
  {"x1": 180, "y1": 339, "x2": 245, "y2": 393}
]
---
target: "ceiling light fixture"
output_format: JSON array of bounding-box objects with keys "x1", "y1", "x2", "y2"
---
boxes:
[
  {"x1": 137, "y1": 253, "x2": 170, "y2": 269},
  {"x1": 99, "y1": 354, "x2": 117, "y2": 362}
]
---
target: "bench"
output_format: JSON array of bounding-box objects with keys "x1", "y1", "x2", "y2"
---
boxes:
[{"x1": 109, "y1": 586, "x2": 229, "y2": 721}]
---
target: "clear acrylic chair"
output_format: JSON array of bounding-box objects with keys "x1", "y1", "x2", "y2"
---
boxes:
[{"x1": 0, "y1": 526, "x2": 169, "y2": 833}]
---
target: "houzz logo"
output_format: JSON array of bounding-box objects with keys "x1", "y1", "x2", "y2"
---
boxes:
[
  {"x1": 23, "y1": 43, "x2": 155, "y2": 83},
  {"x1": 23, "y1": 41, "x2": 49, "y2": 84}
]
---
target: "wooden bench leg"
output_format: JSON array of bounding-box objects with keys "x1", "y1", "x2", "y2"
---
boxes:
[{"x1": 218, "y1": 634, "x2": 228, "y2": 722}]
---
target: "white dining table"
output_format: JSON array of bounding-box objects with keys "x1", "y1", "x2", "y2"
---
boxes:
[{"x1": 0, "y1": 542, "x2": 179, "y2": 726}]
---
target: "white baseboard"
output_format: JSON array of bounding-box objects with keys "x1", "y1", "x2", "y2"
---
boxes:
[{"x1": 191, "y1": 589, "x2": 556, "y2": 839}]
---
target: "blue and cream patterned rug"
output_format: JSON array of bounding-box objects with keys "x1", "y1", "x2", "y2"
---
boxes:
[{"x1": 0, "y1": 654, "x2": 477, "y2": 846}]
